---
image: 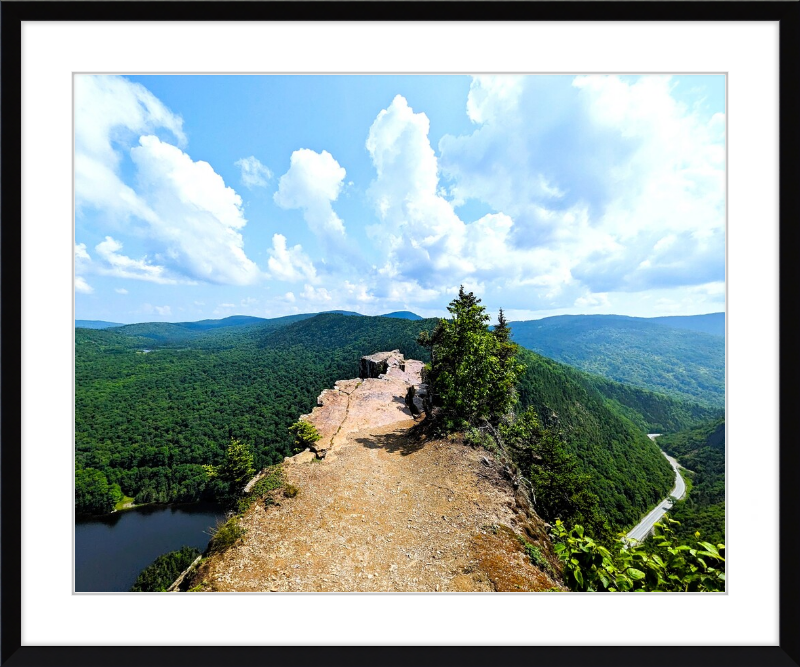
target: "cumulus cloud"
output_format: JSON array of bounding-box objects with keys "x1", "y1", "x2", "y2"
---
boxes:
[
  {"x1": 142, "y1": 303, "x2": 172, "y2": 317},
  {"x1": 74, "y1": 76, "x2": 262, "y2": 287},
  {"x1": 366, "y1": 95, "x2": 474, "y2": 289},
  {"x1": 267, "y1": 234, "x2": 317, "y2": 283},
  {"x1": 433, "y1": 75, "x2": 726, "y2": 306},
  {"x1": 274, "y1": 149, "x2": 347, "y2": 239},
  {"x1": 75, "y1": 242, "x2": 92, "y2": 275},
  {"x1": 75, "y1": 276, "x2": 93, "y2": 294},
  {"x1": 129, "y1": 136, "x2": 262, "y2": 285},
  {"x1": 301, "y1": 284, "x2": 332, "y2": 303},
  {"x1": 93, "y1": 236, "x2": 183, "y2": 284},
  {"x1": 115, "y1": 288, "x2": 129, "y2": 295},
  {"x1": 74, "y1": 75, "x2": 184, "y2": 223},
  {"x1": 235, "y1": 155, "x2": 272, "y2": 189}
]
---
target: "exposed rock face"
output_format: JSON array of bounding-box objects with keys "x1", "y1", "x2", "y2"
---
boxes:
[
  {"x1": 359, "y1": 350, "x2": 404, "y2": 379},
  {"x1": 285, "y1": 351, "x2": 425, "y2": 463}
]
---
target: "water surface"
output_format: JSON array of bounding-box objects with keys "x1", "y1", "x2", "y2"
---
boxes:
[{"x1": 75, "y1": 503, "x2": 225, "y2": 592}]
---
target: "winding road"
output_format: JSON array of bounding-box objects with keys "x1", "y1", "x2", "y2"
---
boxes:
[{"x1": 625, "y1": 434, "x2": 686, "y2": 543}]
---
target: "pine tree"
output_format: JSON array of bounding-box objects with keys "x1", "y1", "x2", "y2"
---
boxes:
[
  {"x1": 204, "y1": 438, "x2": 255, "y2": 496},
  {"x1": 422, "y1": 287, "x2": 524, "y2": 430}
]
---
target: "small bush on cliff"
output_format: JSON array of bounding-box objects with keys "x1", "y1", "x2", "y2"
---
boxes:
[
  {"x1": 130, "y1": 546, "x2": 200, "y2": 592},
  {"x1": 289, "y1": 420, "x2": 321, "y2": 452},
  {"x1": 417, "y1": 287, "x2": 524, "y2": 431},
  {"x1": 208, "y1": 516, "x2": 246, "y2": 554},
  {"x1": 236, "y1": 465, "x2": 285, "y2": 514}
]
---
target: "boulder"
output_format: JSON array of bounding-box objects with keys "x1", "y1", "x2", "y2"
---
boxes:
[
  {"x1": 360, "y1": 350, "x2": 404, "y2": 379},
  {"x1": 285, "y1": 449, "x2": 318, "y2": 465}
]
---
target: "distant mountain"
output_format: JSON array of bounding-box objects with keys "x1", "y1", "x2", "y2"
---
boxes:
[
  {"x1": 509, "y1": 314, "x2": 724, "y2": 407},
  {"x1": 379, "y1": 311, "x2": 423, "y2": 320},
  {"x1": 180, "y1": 315, "x2": 267, "y2": 330},
  {"x1": 105, "y1": 314, "x2": 315, "y2": 346},
  {"x1": 646, "y1": 313, "x2": 725, "y2": 337},
  {"x1": 75, "y1": 320, "x2": 123, "y2": 329},
  {"x1": 322, "y1": 310, "x2": 363, "y2": 317}
]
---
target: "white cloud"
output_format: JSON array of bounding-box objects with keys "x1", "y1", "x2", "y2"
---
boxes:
[
  {"x1": 75, "y1": 243, "x2": 92, "y2": 276},
  {"x1": 235, "y1": 156, "x2": 272, "y2": 189},
  {"x1": 266, "y1": 234, "x2": 317, "y2": 283},
  {"x1": 75, "y1": 276, "x2": 93, "y2": 294},
  {"x1": 366, "y1": 95, "x2": 475, "y2": 288},
  {"x1": 142, "y1": 303, "x2": 172, "y2": 317},
  {"x1": 284, "y1": 292, "x2": 296, "y2": 303},
  {"x1": 434, "y1": 75, "x2": 726, "y2": 305},
  {"x1": 301, "y1": 284, "x2": 332, "y2": 302},
  {"x1": 274, "y1": 149, "x2": 347, "y2": 239},
  {"x1": 74, "y1": 75, "x2": 184, "y2": 223},
  {"x1": 94, "y1": 236, "x2": 183, "y2": 284},
  {"x1": 115, "y1": 288, "x2": 129, "y2": 295},
  {"x1": 574, "y1": 292, "x2": 611, "y2": 309},
  {"x1": 74, "y1": 76, "x2": 262, "y2": 287},
  {"x1": 130, "y1": 135, "x2": 262, "y2": 285}
]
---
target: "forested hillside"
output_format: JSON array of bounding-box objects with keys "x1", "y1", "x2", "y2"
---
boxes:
[
  {"x1": 576, "y1": 373, "x2": 722, "y2": 434},
  {"x1": 515, "y1": 349, "x2": 674, "y2": 528},
  {"x1": 657, "y1": 418, "x2": 725, "y2": 544},
  {"x1": 77, "y1": 313, "x2": 687, "y2": 527},
  {"x1": 509, "y1": 314, "x2": 725, "y2": 407},
  {"x1": 75, "y1": 315, "x2": 435, "y2": 514}
]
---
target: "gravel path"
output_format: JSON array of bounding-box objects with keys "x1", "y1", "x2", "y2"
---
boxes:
[{"x1": 193, "y1": 357, "x2": 561, "y2": 593}]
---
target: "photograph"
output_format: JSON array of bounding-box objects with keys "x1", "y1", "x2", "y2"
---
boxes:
[{"x1": 73, "y1": 73, "x2": 727, "y2": 594}]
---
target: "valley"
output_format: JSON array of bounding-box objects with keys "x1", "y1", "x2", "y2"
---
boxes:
[{"x1": 75, "y1": 306, "x2": 725, "y2": 592}]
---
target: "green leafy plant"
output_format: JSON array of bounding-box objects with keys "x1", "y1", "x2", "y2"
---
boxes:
[
  {"x1": 551, "y1": 516, "x2": 725, "y2": 592},
  {"x1": 516, "y1": 535, "x2": 555, "y2": 577},
  {"x1": 236, "y1": 465, "x2": 285, "y2": 514}
]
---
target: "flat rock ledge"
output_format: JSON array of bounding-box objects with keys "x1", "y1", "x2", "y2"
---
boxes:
[{"x1": 285, "y1": 351, "x2": 425, "y2": 463}]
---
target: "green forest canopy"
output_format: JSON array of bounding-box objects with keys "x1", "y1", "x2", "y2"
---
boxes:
[{"x1": 76, "y1": 312, "x2": 717, "y2": 527}]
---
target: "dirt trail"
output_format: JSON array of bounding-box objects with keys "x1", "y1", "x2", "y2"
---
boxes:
[{"x1": 193, "y1": 356, "x2": 561, "y2": 593}]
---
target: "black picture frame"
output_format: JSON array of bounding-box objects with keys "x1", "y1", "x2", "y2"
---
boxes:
[{"x1": 2, "y1": 2, "x2": 797, "y2": 666}]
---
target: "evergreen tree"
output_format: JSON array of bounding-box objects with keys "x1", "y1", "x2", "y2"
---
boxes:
[
  {"x1": 421, "y1": 287, "x2": 524, "y2": 430},
  {"x1": 204, "y1": 438, "x2": 256, "y2": 496}
]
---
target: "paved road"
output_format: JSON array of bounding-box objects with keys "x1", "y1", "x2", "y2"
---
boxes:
[{"x1": 625, "y1": 434, "x2": 686, "y2": 543}]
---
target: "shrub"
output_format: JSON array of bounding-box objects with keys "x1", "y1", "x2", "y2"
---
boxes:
[
  {"x1": 284, "y1": 484, "x2": 299, "y2": 498},
  {"x1": 288, "y1": 420, "x2": 321, "y2": 452},
  {"x1": 207, "y1": 516, "x2": 246, "y2": 554},
  {"x1": 236, "y1": 465, "x2": 285, "y2": 514}
]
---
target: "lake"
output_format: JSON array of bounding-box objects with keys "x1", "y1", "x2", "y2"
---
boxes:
[{"x1": 75, "y1": 503, "x2": 225, "y2": 592}]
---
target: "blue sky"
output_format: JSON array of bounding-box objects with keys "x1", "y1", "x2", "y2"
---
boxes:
[{"x1": 74, "y1": 74, "x2": 725, "y2": 324}]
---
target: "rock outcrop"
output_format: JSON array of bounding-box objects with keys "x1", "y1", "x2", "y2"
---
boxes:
[
  {"x1": 286, "y1": 351, "x2": 426, "y2": 463},
  {"x1": 191, "y1": 351, "x2": 562, "y2": 593},
  {"x1": 360, "y1": 350, "x2": 403, "y2": 379}
]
